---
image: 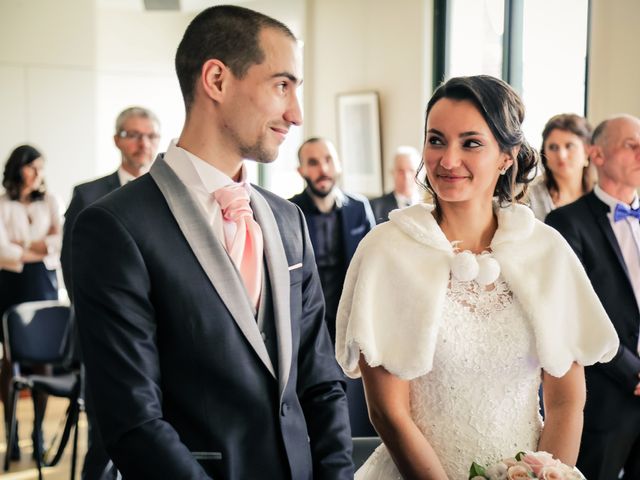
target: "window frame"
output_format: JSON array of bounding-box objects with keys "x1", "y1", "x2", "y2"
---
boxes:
[{"x1": 432, "y1": 0, "x2": 591, "y2": 117}]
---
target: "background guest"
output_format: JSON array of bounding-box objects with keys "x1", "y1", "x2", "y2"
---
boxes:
[
  {"x1": 290, "y1": 137, "x2": 375, "y2": 344},
  {"x1": 528, "y1": 113, "x2": 595, "y2": 220},
  {"x1": 546, "y1": 114, "x2": 640, "y2": 480},
  {"x1": 61, "y1": 106, "x2": 160, "y2": 298},
  {"x1": 0, "y1": 144, "x2": 61, "y2": 460},
  {"x1": 370, "y1": 146, "x2": 421, "y2": 224},
  {"x1": 289, "y1": 136, "x2": 376, "y2": 436},
  {"x1": 61, "y1": 105, "x2": 159, "y2": 480}
]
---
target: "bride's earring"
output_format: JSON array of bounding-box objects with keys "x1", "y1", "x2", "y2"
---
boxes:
[{"x1": 499, "y1": 166, "x2": 508, "y2": 175}]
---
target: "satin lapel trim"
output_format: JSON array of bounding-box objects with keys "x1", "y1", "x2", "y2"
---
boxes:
[
  {"x1": 588, "y1": 193, "x2": 631, "y2": 279},
  {"x1": 149, "y1": 158, "x2": 276, "y2": 378},
  {"x1": 250, "y1": 189, "x2": 292, "y2": 395}
]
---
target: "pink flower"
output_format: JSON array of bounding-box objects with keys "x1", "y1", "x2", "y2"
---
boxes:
[
  {"x1": 522, "y1": 451, "x2": 559, "y2": 476},
  {"x1": 539, "y1": 465, "x2": 565, "y2": 480},
  {"x1": 507, "y1": 464, "x2": 533, "y2": 480}
]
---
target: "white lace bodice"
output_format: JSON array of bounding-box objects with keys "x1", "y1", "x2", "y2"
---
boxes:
[{"x1": 356, "y1": 276, "x2": 543, "y2": 480}]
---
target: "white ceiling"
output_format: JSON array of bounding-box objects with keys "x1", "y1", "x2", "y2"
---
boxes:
[{"x1": 96, "y1": 0, "x2": 249, "y2": 12}]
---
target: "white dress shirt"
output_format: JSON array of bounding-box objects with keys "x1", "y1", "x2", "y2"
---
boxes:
[
  {"x1": 163, "y1": 140, "x2": 249, "y2": 246},
  {"x1": 594, "y1": 185, "x2": 640, "y2": 351},
  {"x1": 394, "y1": 191, "x2": 421, "y2": 208},
  {"x1": 117, "y1": 166, "x2": 136, "y2": 186},
  {"x1": 0, "y1": 193, "x2": 62, "y2": 272}
]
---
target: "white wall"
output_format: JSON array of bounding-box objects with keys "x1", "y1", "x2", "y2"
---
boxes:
[
  {"x1": 95, "y1": 7, "x2": 194, "y2": 176},
  {"x1": 0, "y1": 0, "x2": 97, "y2": 208},
  {"x1": 305, "y1": 0, "x2": 432, "y2": 194},
  {"x1": 587, "y1": 0, "x2": 640, "y2": 124},
  {"x1": 0, "y1": 0, "x2": 195, "y2": 207},
  {"x1": 2, "y1": 0, "x2": 639, "y2": 206}
]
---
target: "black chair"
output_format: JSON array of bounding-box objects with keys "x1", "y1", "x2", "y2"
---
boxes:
[
  {"x1": 352, "y1": 436, "x2": 382, "y2": 470},
  {"x1": 2, "y1": 300, "x2": 83, "y2": 480}
]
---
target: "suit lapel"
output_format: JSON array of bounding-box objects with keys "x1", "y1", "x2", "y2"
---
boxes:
[
  {"x1": 386, "y1": 192, "x2": 399, "y2": 210},
  {"x1": 107, "y1": 171, "x2": 121, "y2": 190},
  {"x1": 587, "y1": 192, "x2": 631, "y2": 279},
  {"x1": 250, "y1": 189, "x2": 292, "y2": 395},
  {"x1": 149, "y1": 157, "x2": 276, "y2": 378}
]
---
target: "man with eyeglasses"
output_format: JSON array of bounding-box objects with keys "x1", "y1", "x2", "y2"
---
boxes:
[
  {"x1": 60, "y1": 105, "x2": 160, "y2": 480},
  {"x1": 546, "y1": 115, "x2": 640, "y2": 480}
]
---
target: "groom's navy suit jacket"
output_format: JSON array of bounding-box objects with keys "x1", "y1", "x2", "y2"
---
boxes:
[
  {"x1": 72, "y1": 158, "x2": 353, "y2": 479},
  {"x1": 546, "y1": 192, "x2": 640, "y2": 431}
]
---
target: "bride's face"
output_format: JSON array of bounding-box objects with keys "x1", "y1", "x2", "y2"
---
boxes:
[{"x1": 423, "y1": 98, "x2": 512, "y2": 206}]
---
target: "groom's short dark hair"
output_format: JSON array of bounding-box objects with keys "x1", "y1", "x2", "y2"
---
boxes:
[{"x1": 175, "y1": 5, "x2": 295, "y2": 111}]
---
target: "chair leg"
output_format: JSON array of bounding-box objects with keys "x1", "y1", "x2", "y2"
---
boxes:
[
  {"x1": 32, "y1": 394, "x2": 43, "y2": 480},
  {"x1": 4, "y1": 383, "x2": 19, "y2": 471},
  {"x1": 70, "y1": 403, "x2": 80, "y2": 480}
]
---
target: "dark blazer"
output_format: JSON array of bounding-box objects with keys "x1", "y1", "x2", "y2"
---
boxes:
[
  {"x1": 289, "y1": 189, "x2": 375, "y2": 266},
  {"x1": 61, "y1": 171, "x2": 120, "y2": 298},
  {"x1": 72, "y1": 158, "x2": 353, "y2": 479},
  {"x1": 289, "y1": 189, "x2": 376, "y2": 438},
  {"x1": 370, "y1": 191, "x2": 399, "y2": 224},
  {"x1": 546, "y1": 191, "x2": 640, "y2": 431}
]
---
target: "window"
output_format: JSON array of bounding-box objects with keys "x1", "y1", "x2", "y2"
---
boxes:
[{"x1": 433, "y1": 0, "x2": 590, "y2": 148}]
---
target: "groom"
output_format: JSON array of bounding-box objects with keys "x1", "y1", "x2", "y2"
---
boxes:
[{"x1": 71, "y1": 5, "x2": 353, "y2": 479}]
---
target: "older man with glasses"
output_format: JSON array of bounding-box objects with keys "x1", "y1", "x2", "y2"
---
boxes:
[{"x1": 60, "y1": 105, "x2": 160, "y2": 480}]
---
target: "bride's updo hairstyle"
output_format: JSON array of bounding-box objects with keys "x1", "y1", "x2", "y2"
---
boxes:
[{"x1": 419, "y1": 75, "x2": 538, "y2": 205}]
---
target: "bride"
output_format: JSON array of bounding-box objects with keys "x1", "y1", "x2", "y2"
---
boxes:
[{"x1": 335, "y1": 75, "x2": 619, "y2": 479}]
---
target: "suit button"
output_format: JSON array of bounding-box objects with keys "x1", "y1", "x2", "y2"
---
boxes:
[
  {"x1": 281, "y1": 402, "x2": 289, "y2": 416},
  {"x1": 261, "y1": 331, "x2": 267, "y2": 341}
]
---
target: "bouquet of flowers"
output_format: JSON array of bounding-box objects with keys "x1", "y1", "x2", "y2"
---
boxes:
[{"x1": 468, "y1": 451, "x2": 585, "y2": 480}]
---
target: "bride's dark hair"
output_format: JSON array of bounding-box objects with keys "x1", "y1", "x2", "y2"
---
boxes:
[{"x1": 418, "y1": 75, "x2": 538, "y2": 205}]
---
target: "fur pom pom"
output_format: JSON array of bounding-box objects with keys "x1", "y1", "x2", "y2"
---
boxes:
[
  {"x1": 476, "y1": 254, "x2": 501, "y2": 285},
  {"x1": 450, "y1": 251, "x2": 479, "y2": 282}
]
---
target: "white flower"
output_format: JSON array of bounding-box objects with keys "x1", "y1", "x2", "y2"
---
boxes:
[{"x1": 486, "y1": 462, "x2": 509, "y2": 480}]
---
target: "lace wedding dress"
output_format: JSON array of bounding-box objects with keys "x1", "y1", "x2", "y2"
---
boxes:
[{"x1": 356, "y1": 275, "x2": 543, "y2": 480}]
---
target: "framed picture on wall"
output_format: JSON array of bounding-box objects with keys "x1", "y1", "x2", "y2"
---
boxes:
[{"x1": 336, "y1": 91, "x2": 383, "y2": 197}]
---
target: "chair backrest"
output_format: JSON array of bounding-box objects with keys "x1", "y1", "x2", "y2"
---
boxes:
[
  {"x1": 352, "y1": 436, "x2": 382, "y2": 470},
  {"x1": 2, "y1": 300, "x2": 72, "y2": 366}
]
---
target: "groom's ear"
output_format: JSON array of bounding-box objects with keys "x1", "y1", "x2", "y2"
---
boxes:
[{"x1": 201, "y1": 59, "x2": 227, "y2": 103}]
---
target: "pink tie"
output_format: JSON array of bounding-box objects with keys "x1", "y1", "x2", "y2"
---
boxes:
[{"x1": 214, "y1": 183, "x2": 264, "y2": 310}]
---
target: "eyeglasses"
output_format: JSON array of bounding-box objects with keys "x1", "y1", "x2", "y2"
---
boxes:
[{"x1": 117, "y1": 130, "x2": 160, "y2": 142}]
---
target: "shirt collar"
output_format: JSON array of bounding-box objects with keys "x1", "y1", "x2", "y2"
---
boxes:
[
  {"x1": 394, "y1": 191, "x2": 419, "y2": 207},
  {"x1": 594, "y1": 184, "x2": 640, "y2": 212},
  {"x1": 167, "y1": 139, "x2": 250, "y2": 194},
  {"x1": 117, "y1": 166, "x2": 137, "y2": 186}
]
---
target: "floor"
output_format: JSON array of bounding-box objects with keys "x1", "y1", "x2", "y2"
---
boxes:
[{"x1": 0, "y1": 396, "x2": 86, "y2": 479}]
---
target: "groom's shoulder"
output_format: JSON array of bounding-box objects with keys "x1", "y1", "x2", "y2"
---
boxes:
[
  {"x1": 254, "y1": 185, "x2": 299, "y2": 216},
  {"x1": 79, "y1": 174, "x2": 165, "y2": 230}
]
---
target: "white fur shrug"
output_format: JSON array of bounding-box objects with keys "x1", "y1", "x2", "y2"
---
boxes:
[{"x1": 336, "y1": 203, "x2": 620, "y2": 380}]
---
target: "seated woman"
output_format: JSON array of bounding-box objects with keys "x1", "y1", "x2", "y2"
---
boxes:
[
  {"x1": 528, "y1": 114, "x2": 595, "y2": 220},
  {"x1": 336, "y1": 76, "x2": 619, "y2": 479},
  {"x1": 0, "y1": 145, "x2": 61, "y2": 460}
]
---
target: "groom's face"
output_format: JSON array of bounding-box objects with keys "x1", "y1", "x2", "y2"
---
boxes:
[{"x1": 221, "y1": 28, "x2": 303, "y2": 165}]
